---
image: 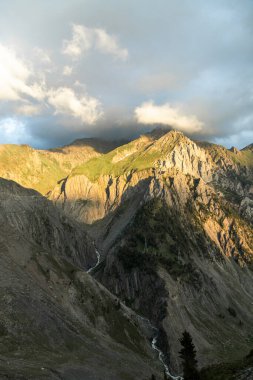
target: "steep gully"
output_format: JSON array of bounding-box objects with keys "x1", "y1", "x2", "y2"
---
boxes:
[{"x1": 87, "y1": 247, "x2": 183, "y2": 380}]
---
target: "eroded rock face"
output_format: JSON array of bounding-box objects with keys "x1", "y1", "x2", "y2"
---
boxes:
[{"x1": 154, "y1": 132, "x2": 213, "y2": 181}]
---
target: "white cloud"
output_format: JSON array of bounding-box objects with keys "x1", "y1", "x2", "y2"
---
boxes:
[
  {"x1": 33, "y1": 47, "x2": 51, "y2": 64},
  {"x1": 63, "y1": 65, "x2": 73, "y2": 76},
  {"x1": 62, "y1": 25, "x2": 92, "y2": 58},
  {"x1": 24, "y1": 82, "x2": 47, "y2": 101},
  {"x1": 47, "y1": 87, "x2": 103, "y2": 124},
  {"x1": 0, "y1": 44, "x2": 103, "y2": 125},
  {"x1": 16, "y1": 103, "x2": 42, "y2": 116},
  {"x1": 0, "y1": 44, "x2": 46, "y2": 101},
  {"x1": 94, "y1": 28, "x2": 128, "y2": 60},
  {"x1": 0, "y1": 44, "x2": 30, "y2": 100},
  {"x1": 62, "y1": 24, "x2": 128, "y2": 61},
  {"x1": 134, "y1": 101, "x2": 203, "y2": 133}
]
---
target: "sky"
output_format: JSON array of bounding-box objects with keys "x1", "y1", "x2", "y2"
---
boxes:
[{"x1": 0, "y1": 0, "x2": 253, "y2": 149}]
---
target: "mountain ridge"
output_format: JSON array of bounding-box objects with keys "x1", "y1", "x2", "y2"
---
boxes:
[
  {"x1": 46, "y1": 129, "x2": 253, "y2": 372},
  {"x1": 0, "y1": 128, "x2": 252, "y2": 377}
]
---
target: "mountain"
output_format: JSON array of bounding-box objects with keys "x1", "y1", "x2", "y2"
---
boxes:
[
  {"x1": 0, "y1": 178, "x2": 161, "y2": 379},
  {"x1": 49, "y1": 130, "x2": 253, "y2": 372},
  {"x1": 0, "y1": 138, "x2": 123, "y2": 195},
  {"x1": 50, "y1": 130, "x2": 252, "y2": 226},
  {"x1": 197, "y1": 140, "x2": 253, "y2": 220},
  {"x1": 242, "y1": 143, "x2": 253, "y2": 152},
  {"x1": 0, "y1": 129, "x2": 252, "y2": 378}
]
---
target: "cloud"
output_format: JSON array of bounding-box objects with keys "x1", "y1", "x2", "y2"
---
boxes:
[
  {"x1": 0, "y1": 44, "x2": 30, "y2": 101},
  {"x1": 136, "y1": 73, "x2": 180, "y2": 94},
  {"x1": 62, "y1": 25, "x2": 92, "y2": 57},
  {"x1": 94, "y1": 28, "x2": 128, "y2": 60},
  {"x1": 0, "y1": 44, "x2": 46, "y2": 101},
  {"x1": 33, "y1": 47, "x2": 51, "y2": 64},
  {"x1": 0, "y1": 1, "x2": 252, "y2": 149},
  {"x1": 47, "y1": 87, "x2": 103, "y2": 124},
  {"x1": 16, "y1": 103, "x2": 42, "y2": 116},
  {"x1": 62, "y1": 24, "x2": 128, "y2": 60},
  {"x1": 63, "y1": 65, "x2": 73, "y2": 76},
  {"x1": 134, "y1": 101, "x2": 203, "y2": 133},
  {"x1": 0, "y1": 43, "x2": 103, "y2": 125}
]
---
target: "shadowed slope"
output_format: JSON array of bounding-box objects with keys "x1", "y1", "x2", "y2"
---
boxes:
[{"x1": 0, "y1": 178, "x2": 161, "y2": 379}]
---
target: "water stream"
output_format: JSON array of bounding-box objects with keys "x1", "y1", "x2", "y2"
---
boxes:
[
  {"x1": 87, "y1": 249, "x2": 101, "y2": 273},
  {"x1": 138, "y1": 316, "x2": 183, "y2": 380},
  {"x1": 87, "y1": 248, "x2": 183, "y2": 380}
]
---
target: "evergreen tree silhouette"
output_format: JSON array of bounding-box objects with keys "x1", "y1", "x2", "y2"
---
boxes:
[{"x1": 179, "y1": 331, "x2": 200, "y2": 380}]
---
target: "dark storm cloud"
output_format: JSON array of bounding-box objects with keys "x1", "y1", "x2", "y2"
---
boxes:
[{"x1": 0, "y1": 0, "x2": 253, "y2": 148}]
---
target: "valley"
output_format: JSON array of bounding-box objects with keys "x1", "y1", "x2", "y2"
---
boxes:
[{"x1": 0, "y1": 129, "x2": 252, "y2": 379}]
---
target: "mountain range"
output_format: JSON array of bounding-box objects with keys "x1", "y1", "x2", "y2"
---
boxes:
[{"x1": 0, "y1": 128, "x2": 252, "y2": 379}]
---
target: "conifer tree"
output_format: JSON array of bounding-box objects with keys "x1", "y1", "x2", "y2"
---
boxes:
[{"x1": 179, "y1": 330, "x2": 200, "y2": 380}]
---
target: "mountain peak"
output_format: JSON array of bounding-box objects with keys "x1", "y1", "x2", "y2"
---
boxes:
[
  {"x1": 242, "y1": 143, "x2": 253, "y2": 151},
  {"x1": 159, "y1": 129, "x2": 188, "y2": 141},
  {"x1": 154, "y1": 129, "x2": 190, "y2": 150},
  {"x1": 230, "y1": 146, "x2": 241, "y2": 155}
]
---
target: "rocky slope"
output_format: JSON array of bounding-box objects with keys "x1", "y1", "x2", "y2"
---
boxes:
[
  {"x1": 95, "y1": 184, "x2": 253, "y2": 371},
  {"x1": 48, "y1": 130, "x2": 253, "y2": 372},
  {"x1": 200, "y1": 349, "x2": 253, "y2": 379},
  {"x1": 197, "y1": 141, "x2": 253, "y2": 221},
  {"x1": 0, "y1": 178, "x2": 161, "y2": 379}
]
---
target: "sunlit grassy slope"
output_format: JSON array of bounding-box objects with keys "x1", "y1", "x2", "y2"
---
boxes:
[
  {"x1": 71, "y1": 131, "x2": 185, "y2": 181},
  {"x1": 0, "y1": 138, "x2": 122, "y2": 194},
  {"x1": 0, "y1": 144, "x2": 67, "y2": 194}
]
